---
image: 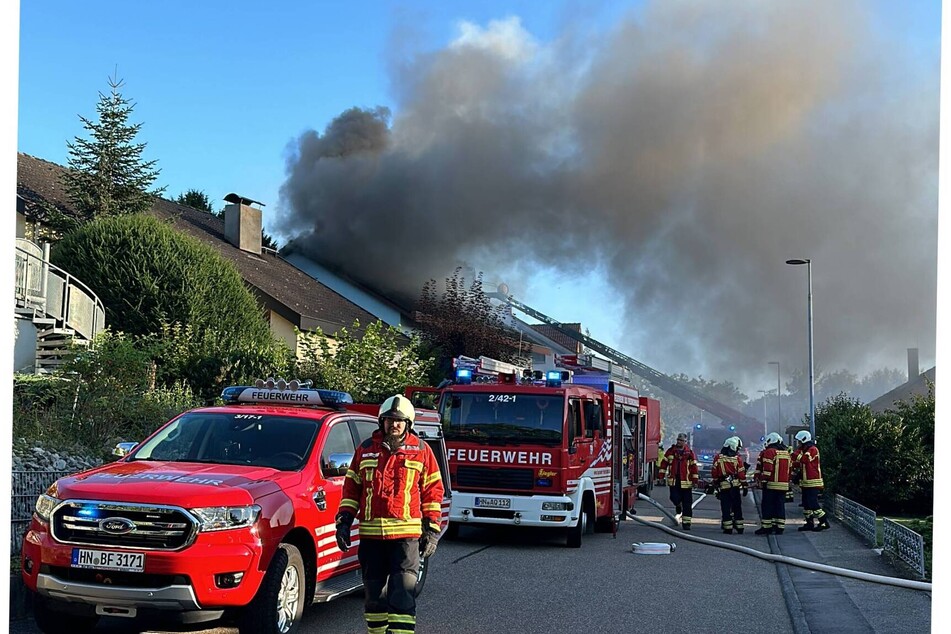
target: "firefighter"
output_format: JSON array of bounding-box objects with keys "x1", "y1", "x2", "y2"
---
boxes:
[
  {"x1": 658, "y1": 432, "x2": 699, "y2": 529},
  {"x1": 791, "y1": 430, "x2": 830, "y2": 531},
  {"x1": 335, "y1": 394, "x2": 445, "y2": 634},
  {"x1": 709, "y1": 437, "x2": 746, "y2": 534},
  {"x1": 655, "y1": 442, "x2": 666, "y2": 486},
  {"x1": 755, "y1": 432, "x2": 792, "y2": 535}
]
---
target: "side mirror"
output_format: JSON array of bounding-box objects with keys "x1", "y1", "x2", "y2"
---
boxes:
[
  {"x1": 326, "y1": 452, "x2": 355, "y2": 476},
  {"x1": 113, "y1": 441, "x2": 138, "y2": 457},
  {"x1": 568, "y1": 444, "x2": 578, "y2": 455}
]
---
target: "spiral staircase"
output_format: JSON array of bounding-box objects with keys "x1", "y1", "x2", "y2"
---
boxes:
[{"x1": 14, "y1": 238, "x2": 105, "y2": 373}]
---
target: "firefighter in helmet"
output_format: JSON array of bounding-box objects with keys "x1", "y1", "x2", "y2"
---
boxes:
[
  {"x1": 791, "y1": 430, "x2": 830, "y2": 531},
  {"x1": 709, "y1": 436, "x2": 747, "y2": 534},
  {"x1": 658, "y1": 432, "x2": 700, "y2": 529},
  {"x1": 336, "y1": 394, "x2": 445, "y2": 633},
  {"x1": 755, "y1": 433, "x2": 792, "y2": 535},
  {"x1": 655, "y1": 442, "x2": 666, "y2": 486}
]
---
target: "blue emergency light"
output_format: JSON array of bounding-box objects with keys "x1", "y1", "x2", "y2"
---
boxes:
[
  {"x1": 729, "y1": 425, "x2": 736, "y2": 431},
  {"x1": 455, "y1": 368, "x2": 473, "y2": 385},
  {"x1": 760, "y1": 436, "x2": 766, "y2": 442},
  {"x1": 546, "y1": 370, "x2": 563, "y2": 387},
  {"x1": 695, "y1": 423, "x2": 703, "y2": 430}
]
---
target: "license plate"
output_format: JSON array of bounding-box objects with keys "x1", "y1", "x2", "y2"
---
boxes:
[
  {"x1": 475, "y1": 497, "x2": 511, "y2": 509},
  {"x1": 71, "y1": 549, "x2": 144, "y2": 572}
]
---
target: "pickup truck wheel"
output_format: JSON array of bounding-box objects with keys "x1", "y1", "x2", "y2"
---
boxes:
[
  {"x1": 240, "y1": 544, "x2": 305, "y2": 634},
  {"x1": 33, "y1": 596, "x2": 99, "y2": 634},
  {"x1": 413, "y1": 555, "x2": 430, "y2": 598}
]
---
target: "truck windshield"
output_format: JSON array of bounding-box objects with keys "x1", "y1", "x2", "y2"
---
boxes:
[
  {"x1": 129, "y1": 413, "x2": 320, "y2": 471},
  {"x1": 441, "y1": 393, "x2": 563, "y2": 444}
]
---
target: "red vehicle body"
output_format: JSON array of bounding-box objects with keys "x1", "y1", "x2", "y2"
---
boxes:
[
  {"x1": 20, "y1": 384, "x2": 450, "y2": 634},
  {"x1": 407, "y1": 356, "x2": 661, "y2": 548}
]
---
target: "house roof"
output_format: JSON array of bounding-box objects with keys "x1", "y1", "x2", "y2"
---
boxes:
[
  {"x1": 528, "y1": 322, "x2": 584, "y2": 354},
  {"x1": 867, "y1": 366, "x2": 935, "y2": 414},
  {"x1": 16, "y1": 152, "x2": 381, "y2": 337}
]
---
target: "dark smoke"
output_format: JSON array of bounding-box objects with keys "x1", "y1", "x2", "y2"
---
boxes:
[{"x1": 276, "y1": 1, "x2": 938, "y2": 390}]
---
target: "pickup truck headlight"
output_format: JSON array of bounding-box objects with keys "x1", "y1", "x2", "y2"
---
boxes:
[
  {"x1": 191, "y1": 505, "x2": 261, "y2": 532},
  {"x1": 35, "y1": 494, "x2": 60, "y2": 522}
]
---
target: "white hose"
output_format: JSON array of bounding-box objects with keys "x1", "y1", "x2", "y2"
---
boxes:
[{"x1": 627, "y1": 511, "x2": 931, "y2": 592}]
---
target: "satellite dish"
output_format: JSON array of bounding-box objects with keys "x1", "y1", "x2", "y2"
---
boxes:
[{"x1": 497, "y1": 283, "x2": 510, "y2": 296}]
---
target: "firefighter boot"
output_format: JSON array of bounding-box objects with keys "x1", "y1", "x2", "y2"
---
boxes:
[
  {"x1": 734, "y1": 523, "x2": 744, "y2": 535},
  {"x1": 798, "y1": 518, "x2": 815, "y2": 532},
  {"x1": 814, "y1": 516, "x2": 831, "y2": 531},
  {"x1": 754, "y1": 526, "x2": 773, "y2": 536}
]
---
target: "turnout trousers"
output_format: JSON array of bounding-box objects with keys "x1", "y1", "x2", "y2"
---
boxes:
[
  {"x1": 669, "y1": 485, "x2": 693, "y2": 527},
  {"x1": 358, "y1": 537, "x2": 420, "y2": 634},
  {"x1": 719, "y1": 487, "x2": 744, "y2": 531},
  {"x1": 761, "y1": 489, "x2": 787, "y2": 531},
  {"x1": 801, "y1": 487, "x2": 826, "y2": 522}
]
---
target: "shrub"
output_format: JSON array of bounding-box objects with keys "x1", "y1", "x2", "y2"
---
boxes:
[
  {"x1": 51, "y1": 214, "x2": 272, "y2": 347},
  {"x1": 296, "y1": 320, "x2": 435, "y2": 403}
]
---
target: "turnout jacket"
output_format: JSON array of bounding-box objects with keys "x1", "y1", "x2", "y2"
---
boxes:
[
  {"x1": 757, "y1": 446, "x2": 792, "y2": 491},
  {"x1": 339, "y1": 430, "x2": 444, "y2": 539},
  {"x1": 790, "y1": 441, "x2": 824, "y2": 488},
  {"x1": 711, "y1": 449, "x2": 747, "y2": 489},
  {"x1": 658, "y1": 444, "x2": 699, "y2": 489}
]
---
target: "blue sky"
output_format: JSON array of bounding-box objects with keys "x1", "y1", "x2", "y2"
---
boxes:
[{"x1": 11, "y1": 1, "x2": 944, "y2": 399}]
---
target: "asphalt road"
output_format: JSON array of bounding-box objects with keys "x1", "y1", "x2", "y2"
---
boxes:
[{"x1": 11, "y1": 491, "x2": 797, "y2": 634}]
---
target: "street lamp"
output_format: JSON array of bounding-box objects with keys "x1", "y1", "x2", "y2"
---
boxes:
[
  {"x1": 757, "y1": 389, "x2": 769, "y2": 442},
  {"x1": 785, "y1": 259, "x2": 815, "y2": 439},
  {"x1": 768, "y1": 361, "x2": 782, "y2": 435}
]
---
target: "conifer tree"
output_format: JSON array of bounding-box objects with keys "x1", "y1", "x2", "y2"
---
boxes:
[{"x1": 63, "y1": 72, "x2": 163, "y2": 220}]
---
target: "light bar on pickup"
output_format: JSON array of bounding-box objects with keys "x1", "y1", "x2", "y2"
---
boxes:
[{"x1": 220, "y1": 386, "x2": 354, "y2": 407}]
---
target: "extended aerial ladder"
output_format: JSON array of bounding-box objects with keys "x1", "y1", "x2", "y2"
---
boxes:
[{"x1": 487, "y1": 291, "x2": 762, "y2": 430}]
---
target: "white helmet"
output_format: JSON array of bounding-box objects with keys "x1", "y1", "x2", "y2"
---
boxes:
[
  {"x1": 765, "y1": 432, "x2": 784, "y2": 446},
  {"x1": 378, "y1": 394, "x2": 416, "y2": 429},
  {"x1": 795, "y1": 430, "x2": 812, "y2": 444},
  {"x1": 722, "y1": 437, "x2": 739, "y2": 451},
  {"x1": 731, "y1": 435, "x2": 743, "y2": 449}
]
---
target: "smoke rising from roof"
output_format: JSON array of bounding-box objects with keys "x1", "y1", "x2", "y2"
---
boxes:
[{"x1": 277, "y1": 1, "x2": 937, "y2": 390}]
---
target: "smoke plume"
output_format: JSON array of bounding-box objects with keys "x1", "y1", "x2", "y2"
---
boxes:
[{"x1": 277, "y1": 1, "x2": 938, "y2": 390}]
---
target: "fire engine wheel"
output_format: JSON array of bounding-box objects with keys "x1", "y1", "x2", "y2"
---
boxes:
[
  {"x1": 33, "y1": 596, "x2": 99, "y2": 634},
  {"x1": 566, "y1": 496, "x2": 594, "y2": 548},
  {"x1": 443, "y1": 521, "x2": 460, "y2": 540},
  {"x1": 240, "y1": 543, "x2": 305, "y2": 634}
]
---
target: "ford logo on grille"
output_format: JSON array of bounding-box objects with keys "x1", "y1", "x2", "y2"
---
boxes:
[{"x1": 99, "y1": 517, "x2": 136, "y2": 535}]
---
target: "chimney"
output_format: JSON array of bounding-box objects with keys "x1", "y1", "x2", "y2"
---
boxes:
[
  {"x1": 223, "y1": 193, "x2": 263, "y2": 254},
  {"x1": 907, "y1": 348, "x2": 919, "y2": 382}
]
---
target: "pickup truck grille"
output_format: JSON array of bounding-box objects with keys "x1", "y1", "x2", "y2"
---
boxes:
[
  {"x1": 455, "y1": 466, "x2": 535, "y2": 491},
  {"x1": 51, "y1": 501, "x2": 198, "y2": 551}
]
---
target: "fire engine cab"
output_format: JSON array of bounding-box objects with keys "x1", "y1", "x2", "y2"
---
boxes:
[
  {"x1": 20, "y1": 379, "x2": 451, "y2": 634},
  {"x1": 407, "y1": 355, "x2": 661, "y2": 548}
]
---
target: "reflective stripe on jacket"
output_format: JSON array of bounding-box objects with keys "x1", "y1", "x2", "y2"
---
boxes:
[
  {"x1": 711, "y1": 452, "x2": 746, "y2": 489},
  {"x1": 658, "y1": 445, "x2": 699, "y2": 489},
  {"x1": 758, "y1": 447, "x2": 791, "y2": 491},
  {"x1": 339, "y1": 429, "x2": 445, "y2": 539},
  {"x1": 791, "y1": 442, "x2": 824, "y2": 488}
]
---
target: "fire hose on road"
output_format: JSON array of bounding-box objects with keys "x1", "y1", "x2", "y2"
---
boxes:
[{"x1": 633, "y1": 493, "x2": 931, "y2": 592}]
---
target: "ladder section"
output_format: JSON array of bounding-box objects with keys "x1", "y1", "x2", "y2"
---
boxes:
[{"x1": 489, "y1": 292, "x2": 761, "y2": 428}]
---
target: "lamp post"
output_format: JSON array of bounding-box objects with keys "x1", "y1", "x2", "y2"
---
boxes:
[
  {"x1": 768, "y1": 361, "x2": 782, "y2": 435},
  {"x1": 757, "y1": 389, "x2": 769, "y2": 442},
  {"x1": 785, "y1": 259, "x2": 815, "y2": 439}
]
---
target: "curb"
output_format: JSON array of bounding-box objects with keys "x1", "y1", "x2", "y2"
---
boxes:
[{"x1": 753, "y1": 488, "x2": 811, "y2": 634}]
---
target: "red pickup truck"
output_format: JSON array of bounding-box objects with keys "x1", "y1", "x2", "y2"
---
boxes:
[{"x1": 20, "y1": 382, "x2": 451, "y2": 634}]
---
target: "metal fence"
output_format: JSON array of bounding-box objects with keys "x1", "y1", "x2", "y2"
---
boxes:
[
  {"x1": 825, "y1": 493, "x2": 878, "y2": 546},
  {"x1": 882, "y1": 517, "x2": 927, "y2": 579},
  {"x1": 11, "y1": 470, "x2": 72, "y2": 558}
]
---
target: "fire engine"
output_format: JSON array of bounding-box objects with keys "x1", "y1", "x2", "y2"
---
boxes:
[
  {"x1": 20, "y1": 380, "x2": 451, "y2": 634},
  {"x1": 407, "y1": 355, "x2": 661, "y2": 548}
]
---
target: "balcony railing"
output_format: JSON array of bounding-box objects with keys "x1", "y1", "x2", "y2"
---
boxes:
[{"x1": 14, "y1": 238, "x2": 105, "y2": 341}]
